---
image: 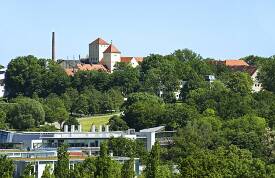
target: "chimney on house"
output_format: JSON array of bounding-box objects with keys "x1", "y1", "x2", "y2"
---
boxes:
[{"x1": 52, "y1": 32, "x2": 55, "y2": 61}]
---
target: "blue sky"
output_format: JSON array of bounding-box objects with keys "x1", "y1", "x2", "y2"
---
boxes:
[{"x1": 1, "y1": 0, "x2": 275, "y2": 66}]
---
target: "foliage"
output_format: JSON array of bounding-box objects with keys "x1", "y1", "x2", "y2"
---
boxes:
[
  {"x1": 179, "y1": 145, "x2": 274, "y2": 177},
  {"x1": 21, "y1": 163, "x2": 35, "y2": 178},
  {"x1": 121, "y1": 158, "x2": 135, "y2": 178},
  {"x1": 95, "y1": 142, "x2": 122, "y2": 178},
  {"x1": 7, "y1": 97, "x2": 45, "y2": 130},
  {"x1": 258, "y1": 57, "x2": 275, "y2": 93},
  {"x1": 108, "y1": 115, "x2": 129, "y2": 131},
  {"x1": 144, "y1": 142, "x2": 161, "y2": 178},
  {"x1": 41, "y1": 165, "x2": 55, "y2": 178},
  {"x1": 54, "y1": 144, "x2": 70, "y2": 178},
  {"x1": 108, "y1": 137, "x2": 148, "y2": 161},
  {"x1": 0, "y1": 155, "x2": 15, "y2": 178}
]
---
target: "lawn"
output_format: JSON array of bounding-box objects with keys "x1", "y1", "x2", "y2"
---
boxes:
[{"x1": 78, "y1": 114, "x2": 117, "y2": 132}]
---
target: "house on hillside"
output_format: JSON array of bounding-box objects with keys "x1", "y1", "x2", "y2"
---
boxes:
[{"x1": 212, "y1": 59, "x2": 262, "y2": 92}]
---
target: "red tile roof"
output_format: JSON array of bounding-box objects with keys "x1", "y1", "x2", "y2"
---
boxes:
[
  {"x1": 230, "y1": 66, "x2": 257, "y2": 76},
  {"x1": 224, "y1": 60, "x2": 249, "y2": 66},
  {"x1": 76, "y1": 64, "x2": 109, "y2": 72},
  {"x1": 65, "y1": 64, "x2": 109, "y2": 76},
  {"x1": 91, "y1": 38, "x2": 109, "y2": 45},
  {"x1": 65, "y1": 68, "x2": 76, "y2": 76},
  {"x1": 103, "y1": 44, "x2": 121, "y2": 53},
  {"x1": 120, "y1": 57, "x2": 133, "y2": 63}
]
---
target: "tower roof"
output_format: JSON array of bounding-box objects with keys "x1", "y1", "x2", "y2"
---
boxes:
[
  {"x1": 103, "y1": 44, "x2": 121, "y2": 53},
  {"x1": 91, "y1": 38, "x2": 109, "y2": 45}
]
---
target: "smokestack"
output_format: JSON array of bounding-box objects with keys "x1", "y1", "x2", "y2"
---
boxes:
[{"x1": 52, "y1": 32, "x2": 55, "y2": 61}]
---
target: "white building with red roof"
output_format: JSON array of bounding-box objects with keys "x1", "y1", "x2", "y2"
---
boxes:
[{"x1": 88, "y1": 38, "x2": 143, "y2": 72}]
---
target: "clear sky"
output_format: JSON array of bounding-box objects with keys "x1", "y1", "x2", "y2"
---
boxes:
[{"x1": 1, "y1": 0, "x2": 275, "y2": 66}]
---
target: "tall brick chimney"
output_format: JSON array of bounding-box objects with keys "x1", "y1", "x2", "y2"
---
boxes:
[{"x1": 52, "y1": 32, "x2": 55, "y2": 61}]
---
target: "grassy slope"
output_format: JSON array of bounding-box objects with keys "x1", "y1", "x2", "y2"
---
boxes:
[{"x1": 78, "y1": 113, "x2": 119, "y2": 132}]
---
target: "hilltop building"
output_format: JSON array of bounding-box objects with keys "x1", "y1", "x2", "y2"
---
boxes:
[
  {"x1": 59, "y1": 38, "x2": 143, "y2": 75},
  {"x1": 211, "y1": 59, "x2": 262, "y2": 92}
]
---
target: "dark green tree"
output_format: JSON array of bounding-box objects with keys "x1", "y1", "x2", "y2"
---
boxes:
[
  {"x1": 111, "y1": 63, "x2": 140, "y2": 95},
  {"x1": 21, "y1": 163, "x2": 35, "y2": 178},
  {"x1": 258, "y1": 57, "x2": 275, "y2": 93},
  {"x1": 0, "y1": 155, "x2": 15, "y2": 178},
  {"x1": 5, "y1": 55, "x2": 45, "y2": 98},
  {"x1": 144, "y1": 142, "x2": 161, "y2": 178},
  {"x1": 7, "y1": 97, "x2": 45, "y2": 130},
  {"x1": 108, "y1": 115, "x2": 129, "y2": 131},
  {"x1": 95, "y1": 142, "x2": 121, "y2": 178},
  {"x1": 121, "y1": 158, "x2": 135, "y2": 178},
  {"x1": 54, "y1": 144, "x2": 70, "y2": 178},
  {"x1": 41, "y1": 165, "x2": 54, "y2": 178}
]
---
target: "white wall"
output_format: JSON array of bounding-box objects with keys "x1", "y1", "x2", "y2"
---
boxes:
[
  {"x1": 89, "y1": 43, "x2": 109, "y2": 64},
  {"x1": 0, "y1": 69, "x2": 5, "y2": 97},
  {"x1": 251, "y1": 70, "x2": 262, "y2": 92},
  {"x1": 130, "y1": 58, "x2": 139, "y2": 68},
  {"x1": 103, "y1": 52, "x2": 121, "y2": 72}
]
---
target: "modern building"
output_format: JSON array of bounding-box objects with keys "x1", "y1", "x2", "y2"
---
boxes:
[
  {"x1": 0, "y1": 150, "x2": 140, "y2": 178},
  {"x1": 0, "y1": 68, "x2": 6, "y2": 97},
  {"x1": 0, "y1": 125, "x2": 174, "y2": 152},
  {"x1": 0, "y1": 125, "x2": 174, "y2": 177}
]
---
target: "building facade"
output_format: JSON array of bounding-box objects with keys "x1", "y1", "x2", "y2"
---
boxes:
[{"x1": 0, "y1": 68, "x2": 6, "y2": 97}]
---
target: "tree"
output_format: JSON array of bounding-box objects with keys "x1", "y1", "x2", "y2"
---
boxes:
[
  {"x1": 252, "y1": 91, "x2": 275, "y2": 129},
  {"x1": 61, "y1": 88, "x2": 79, "y2": 114},
  {"x1": 111, "y1": 63, "x2": 140, "y2": 95},
  {"x1": 105, "y1": 89, "x2": 124, "y2": 111},
  {"x1": 0, "y1": 110, "x2": 7, "y2": 129},
  {"x1": 123, "y1": 101, "x2": 164, "y2": 130},
  {"x1": 54, "y1": 144, "x2": 70, "y2": 178},
  {"x1": 40, "y1": 61, "x2": 70, "y2": 97},
  {"x1": 71, "y1": 70, "x2": 110, "y2": 92},
  {"x1": 21, "y1": 163, "x2": 35, "y2": 178},
  {"x1": 258, "y1": 57, "x2": 275, "y2": 93},
  {"x1": 0, "y1": 155, "x2": 14, "y2": 178},
  {"x1": 5, "y1": 55, "x2": 45, "y2": 98},
  {"x1": 162, "y1": 103, "x2": 199, "y2": 129},
  {"x1": 41, "y1": 165, "x2": 54, "y2": 178},
  {"x1": 170, "y1": 115, "x2": 223, "y2": 160},
  {"x1": 95, "y1": 142, "x2": 121, "y2": 178},
  {"x1": 121, "y1": 158, "x2": 135, "y2": 178},
  {"x1": 178, "y1": 145, "x2": 272, "y2": 177},
  {"x1": 223, "y1": 115, "x2": 268, "y2": 158},
  {"x1": 108, "y1": 115, "x2": 129, "y2": 131},
  {"x1": 43, "y1": 94, "x2": 69, "y2": 123},
  {"x1": 172, "y1": 49, "x2": 203, "y2": 62},
  {"x1": 222, "y1": 71, "x2": 253, "y2": 96},
  {"x1": 144, "y1": 142, "x2": 161, "y2": 178},
  {"x1": 70, "y1": 157, "x2": 96, "y2": 178},
  {"x1": 7, "y1": 97, "x2": 45, "y2": 130}
]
